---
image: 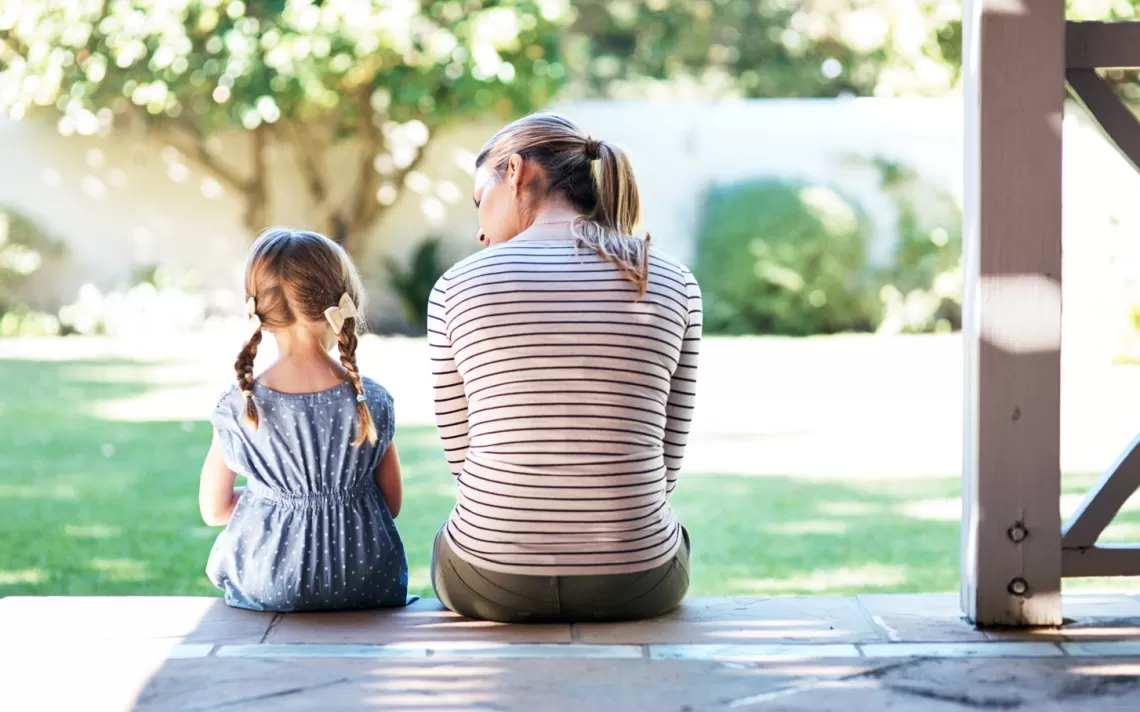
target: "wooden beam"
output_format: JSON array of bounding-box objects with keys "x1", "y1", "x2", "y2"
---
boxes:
[
  {"x1": 1062, "y1": 434, "x2": 1140, "y2": 548},
  {"x1": 1066, "y1": 69, "x2": 1140, "y2": 174},
  {"x1": 1066, "y1": 21, "x2": 1140, "y2": 69},
  {"x1": 961, "y1": 0, "x2": 1064, "y2": 627},
  {"x1": 1063, "y1": 545, "x2": 1140, "y2": 578}
]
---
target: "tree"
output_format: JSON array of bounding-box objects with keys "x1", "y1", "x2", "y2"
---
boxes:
[
  {"x1": 563, "y1": 0, "x2": 962, "y2": 100},
  {"x1": 0, "y1": 0, "x2": 569, "y2": 255}
]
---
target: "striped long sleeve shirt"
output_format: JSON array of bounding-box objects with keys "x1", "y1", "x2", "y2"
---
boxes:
[{"x1": 427, "y1": 235, "x2": 702, "y2": 576}]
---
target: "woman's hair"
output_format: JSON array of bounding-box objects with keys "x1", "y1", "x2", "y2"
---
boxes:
[
  {"x1": 236, "y1": 228, "x2": 377, "y2": 446},
  {"x1": 476, "y1": 113, "x2": 652, "y2": 295}
]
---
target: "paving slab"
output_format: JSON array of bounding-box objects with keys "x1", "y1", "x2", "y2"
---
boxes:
[
  {"x1": 860, "y1": 641, "x2": 1064, "y2": 658},
  {"x1": 266, "y1": 598, "x2": 573, "y2": 644},
  {"x1": 649, "y1": 643, "x2": 860, "y2": 661},
  {"x1": 573, "y1": 596, "x2": 883, "y2": 644},
  {"x1": 3, "y1": 638, "x2": 206, "y2": 712},
  {"x1": 737, "y1": 657, "x2": 1140, "y2": 712},
  {"x1": 8, "y1": 594, "x2": 1140, "y2": 711},
  {"x1": 853, "y1": 593, "x2": 1140, "y2": 644},
  {"x1": 856, "y1": 593, "x2": 988, "y2": 642},
  {"x1": 1063, "y1": 641, "x2": 1140, "y2": 657},
  {"x1": 1061, "y1": 594, "x2": 1140, "y2": 641},
  {"x1": 0, "y1": 596, "x2": 273, "y2": 644},
  {"x1": 131, "y1": 657, "x2": 379, "y2": 712},
  {"x1": 125, "y1": 656, "x2": 888, "y2": 712},
  {"x1": 216, "y1": 642, "x2": 643, "y2": 659}
]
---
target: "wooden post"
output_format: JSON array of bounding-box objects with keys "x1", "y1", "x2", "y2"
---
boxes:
[{"x1": 961, "y1": 0, "x2": 1064, "y2": 627}]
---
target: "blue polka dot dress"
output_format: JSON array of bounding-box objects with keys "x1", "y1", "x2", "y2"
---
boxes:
[{"x1": 206, "y1": 377, "x2": 410, "y2": 612}]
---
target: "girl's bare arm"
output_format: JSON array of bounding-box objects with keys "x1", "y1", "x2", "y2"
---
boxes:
[
  {"x1": 376, "y1": 442, "x2": 404, "y2": 518},
  {"x1": 199, "y1": 431, "x2": 244, "y2": 526}
]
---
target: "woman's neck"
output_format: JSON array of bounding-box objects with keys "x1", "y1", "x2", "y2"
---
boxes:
[
  {"x1": 531, "y1": 201, "x2": 581, "y2": 225},
  {"x1": 512, "y1": 201, "x2": 582, "y2": 241}
]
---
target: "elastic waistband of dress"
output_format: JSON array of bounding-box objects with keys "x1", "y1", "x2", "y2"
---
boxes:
[{"x1": 245, "y1": 479, "x2": 373, "y2": 508}]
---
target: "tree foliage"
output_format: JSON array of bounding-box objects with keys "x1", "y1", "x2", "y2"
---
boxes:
[
  {"x1": 564, "y1": 0, "x2": 961, "y2": 100},
  {"x1": 0, "y1": 0, "x2": 569, "y2": 253}
]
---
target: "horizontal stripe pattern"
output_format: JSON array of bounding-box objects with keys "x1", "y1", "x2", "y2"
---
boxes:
[{"x1": 428, "y1": 237, "x2": 702, "y2": 575}]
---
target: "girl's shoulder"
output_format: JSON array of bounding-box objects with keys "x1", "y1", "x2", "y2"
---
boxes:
[
  {"x1": 211, "y1": 383, "x2": 244, "y2": 430},
  {"x1": 358, "y1": 376, "x2": 394, "y2": 407},
  {"x1": 214, "y1": 382, "x2": 242, "y2": 408},
  {"x1": 357, "y1": 376, "x2": 395, "y2": 440}
]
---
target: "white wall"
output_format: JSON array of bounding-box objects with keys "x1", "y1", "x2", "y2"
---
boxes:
[
  {"x1": 0, "y1": 99, "x2": 961, "y2": 311},
  {"x1": 0, "y1": 119, "x2": 251, "y2": 303}
]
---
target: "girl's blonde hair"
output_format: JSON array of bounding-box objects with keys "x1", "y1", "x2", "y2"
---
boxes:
[
  {"x1": 236, "y1": 228, "x2": 377, "y2": 446},
  {"x1": 476, "y1": 113, "x2": 651, "y2": 295}
]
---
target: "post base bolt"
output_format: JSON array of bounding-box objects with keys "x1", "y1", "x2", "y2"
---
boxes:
[
  {"x1": 1008, "y1": 523, "x2": 1029, "y2": 543},
  {"x1": 1008, "y1": 578, "x2": 1030, "y2": 596}
]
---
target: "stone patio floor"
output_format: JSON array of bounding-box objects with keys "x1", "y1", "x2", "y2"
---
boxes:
[{"x1": 5, "y1": 593, "x2": 1140, "y2": 711}]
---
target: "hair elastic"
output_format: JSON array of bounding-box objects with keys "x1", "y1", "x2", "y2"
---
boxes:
[{"x1": 356, "y1": 394, "x2": 366, "y2": 403}]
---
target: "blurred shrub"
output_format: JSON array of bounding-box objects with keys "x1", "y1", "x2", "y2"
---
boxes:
[
  {"x1": 693, "y1": 165, "x2": 963, "y2": 337},
  {"x1": 694, "y1": 180, "x2": 879, "y2": 335},
  {"x1": 383, "y1": 236, "x2": 450, "y2": 335},
  {"x1": 57, "y1": 284, "x2": 105, "y2": 336},
  {"x1": 872, "y1": 159, "x2": 962, "y2": 335},
  {"x1": 0, "y1": 207, "x2": 63, "y2": 322},
  {"x1": 58, "y1": 268, "x2": 208, "y2": 337},
  {"x1": 0, "y1": 307, "x2": 60, "y2": 337}
]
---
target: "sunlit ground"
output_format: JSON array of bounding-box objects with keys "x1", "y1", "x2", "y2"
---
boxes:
[{"x1": 2, "y1": 346, "x2": 1139, "y2": 599}]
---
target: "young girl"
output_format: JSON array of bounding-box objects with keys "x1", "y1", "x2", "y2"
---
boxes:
[{"x1": 199, "y1": 228, "x2": 408, "y2": 611}]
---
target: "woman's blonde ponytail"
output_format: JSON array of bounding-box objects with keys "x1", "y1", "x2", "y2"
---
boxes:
[
  {"x1": 591, "y1": 140, "x2": 640, "y2": 237},
  {"x1": 571, "y1": 138, "x2": 651, "y2": 296}
]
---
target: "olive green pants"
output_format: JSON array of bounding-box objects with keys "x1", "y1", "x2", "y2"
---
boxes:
[{"x1": 431, "y1": 527, "x2": 691, "y2": 623}]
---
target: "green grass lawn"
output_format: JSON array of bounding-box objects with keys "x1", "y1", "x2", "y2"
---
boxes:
[{"x1": 2, "y1": 353, "x2": 1138, "y2": 599}]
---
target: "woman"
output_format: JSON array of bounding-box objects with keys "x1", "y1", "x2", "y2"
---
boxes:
[{"x1": 427, "y1": 113, "x2": 702, "y2": 622}]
